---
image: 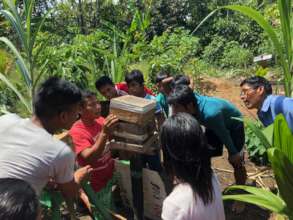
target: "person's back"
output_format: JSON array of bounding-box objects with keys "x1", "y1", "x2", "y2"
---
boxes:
[
  {"x1": 162, "y1": 175, "x2": 224, "y2": 220},
  {"x1": 0, "y1": 77, "x2": 83, "y2": 198},
  {"x1": 195, "y1": 93, "x2": 242, "y2": 129},
  {"x1": 0, "y1": 114, "x2": 74, "y2": 194}
]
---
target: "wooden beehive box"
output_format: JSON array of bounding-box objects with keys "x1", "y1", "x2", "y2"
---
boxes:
[
  {"x1": 110, "y1": 95, "x2": 156, "y2": 126},
  {"x1": 113, "y1": 121, "x2": 156, "y2": 143},
  {"x1": 108, "y1": 133, "x2": 159, "y2": 155}
]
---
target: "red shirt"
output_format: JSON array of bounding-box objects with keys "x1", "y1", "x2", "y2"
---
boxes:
[
  {"x1": 115, "y1": 82, "x2": 155, "y2": 96},
  {"x1": 69, "y1": 117, "x2": 114, "y2": 192}
]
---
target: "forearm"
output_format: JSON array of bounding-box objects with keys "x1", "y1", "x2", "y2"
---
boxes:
[{"x1": 81, "y1": 132, "x2": 108, "y2": 164}]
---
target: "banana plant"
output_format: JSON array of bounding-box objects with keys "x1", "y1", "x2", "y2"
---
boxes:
[
  {"x1": 0, "y1": 0, "x2": 50, "y2": 114},
  {"x1": 223, "y1": 114, "x2": 293, "y2": 219},
  {"x1": 193, "y1": 0, "x2": 293, "y2": 97}
]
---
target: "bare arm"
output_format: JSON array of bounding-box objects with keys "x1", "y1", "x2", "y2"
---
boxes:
[{"x1": 79, "y1": 115, "x2": 118, "y2": 165}]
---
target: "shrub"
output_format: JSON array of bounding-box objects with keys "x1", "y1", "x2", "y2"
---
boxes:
[
  {"x1": 221, "y1": 41, "x2": 252, "y2": 68},
  {"x1": 202, "y1": 35, "x2": 226, "y2": 66}
]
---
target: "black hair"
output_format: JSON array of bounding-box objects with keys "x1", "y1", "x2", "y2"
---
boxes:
[
  {"x1": 172, "y1": 74, "x2": 190, "y2": 87},
  {"x1": 168, "y1": 84, "x2": 197, "y2": 108},
  {"x1": 0, "y1": 178, "x2": 39, "y2": 220},
  {"x1": 160, "y1": 113, "x2": 214, "y2": 205},
  {"x1": 155, "y1": 71, "x2": 170, "y2": 83},
  {"x1": 95, "y1": 76, "x2": 114, "y2": 91},
  {"x1": 33, "y1": 77, "x2": 82, "y2": 119},
  {"x1": 81, "y1": 90, "x2": 96, "y2": 106},
  {"x1": 240, "y1": 76, "x2": 272, "y2": 95},
  {"x1": 125, "y1": 69, "x2": 144, "y2": 85},
  {"x1": 82, "y1": 90, "x2": 96, "y2": 99}
]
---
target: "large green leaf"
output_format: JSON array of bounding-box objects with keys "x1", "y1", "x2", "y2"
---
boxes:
[
  {"x1": 277, "y1": 0, "x2": 292, "y2": 70},
  {"x1": 273, "y1": 114, "x2": 293, "y2": 163},
  {"x1": 0, "y1": 37, "x2": 32, "y2": 88},
  {"x1": 0, "y1": 73, "x2": 31, "y2": 112},
  {"x1": 224, "y1": 185, "x2": 286, "y2": 214},
  {"x1": 1, "y1": 0, "x2": 28, "y2": 54},
  {"x1": 268, "y1": 148, "x2": 293, "y2": 216}
]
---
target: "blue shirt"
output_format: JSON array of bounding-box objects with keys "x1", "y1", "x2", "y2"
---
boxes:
[
  {"x1": 145, "y1": 94, "x2": 162, "y2": 114},
  {"x1": 258, "y1": 95, "x2": 293, "y2": 133},
  {"x1": 195, "y1": 93, "x2": 242, "y2": 155}
]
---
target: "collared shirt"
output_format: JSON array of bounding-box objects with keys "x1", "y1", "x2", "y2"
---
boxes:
[
  {"x1": 194, "y1": 93, "x2": 242, "y2": 155},
  {"x1": 258, "y1": 95, "x2": 293, "y2": 132}
]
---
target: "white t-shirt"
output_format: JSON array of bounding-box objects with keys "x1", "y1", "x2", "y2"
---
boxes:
[
  {"x1": 0, "y1": 114, "x2": 75, "y2": 195},
  {"x1": 161, "y1": 174, "x2": 225, "y2": 220}
]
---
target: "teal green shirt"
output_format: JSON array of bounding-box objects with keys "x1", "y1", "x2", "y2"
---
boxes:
[
  {"x1": 156, "y1": 93, "x2": 169, "y2": 117},
  {"x1": 195, "y1": 93, "x2": 242, "y2": 155}
]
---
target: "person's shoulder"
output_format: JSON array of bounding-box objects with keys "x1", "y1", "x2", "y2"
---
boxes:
[
  {"x1": 0, "y1": 113, "x2": 21, "y2": 124},
  {"x1": 166, "y1": 183, "x2": 194, "y2": 203},
  {"x1": 69, "y1": 120, "x2": 85, "y2": 133}
]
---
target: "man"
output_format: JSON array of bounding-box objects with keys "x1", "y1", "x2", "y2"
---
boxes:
[
  {"x1": 240, "y1": 76, "x2": 293, "y2": 132},
  {"x1": 125, "y1": 69, "x2": 163, "y2": 172},
  {"x1": 70, "y1": 91, "x2": 118, "y2": 192},
  {"x1": 0, "y1": 77, "x2": 89, "y2": 199},
  {"x1": 168, "y1": 85, "x2": 247, "y2": 211}
]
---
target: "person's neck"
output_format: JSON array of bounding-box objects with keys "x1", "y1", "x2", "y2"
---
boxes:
[
  {"x1": 31, "y1": 115, "x2": 58, "y2": 134},
  {"x1": 257, "y1": 95, "x2": 268, "y2": 111},
  {"x1": 81, "y1": 117, "x2": 96, "y2": 126}
]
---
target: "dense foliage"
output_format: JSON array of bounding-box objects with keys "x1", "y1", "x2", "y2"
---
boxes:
[{"x1": 0, "y1": 0, "x2": 280, "y2": 113}]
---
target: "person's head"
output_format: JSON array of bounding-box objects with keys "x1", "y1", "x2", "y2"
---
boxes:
[
  {"x1": 80, "y1": 90, "x2": 101, "y2": 121},
  {"x1": 0, "y1": 178, "x2": 40, "y2": 220},
  {"x1": 33, "y1": 77, "x2": 82, "y2": 131},
  {"x1": 172, "y1": 74, "x2": 190, "y2": 88},
  {"x1": 125, "y1": 69, "x2": 145, "y2": 97},
  {"x1": 168, "y1": 84, "x2": 198, "y2": 117},
  {"x1": 240, "y1": 76, "x2": 272, "y2": 109},
  {"x1": 155, "y1": 71, "x2": 172, "y2": 95},
  {"x1": 95, "y1": 76, "x2": 118, "y2": 100},
  {"x1": 160, "y1": 113, "x2": 213, "y2": 205}
]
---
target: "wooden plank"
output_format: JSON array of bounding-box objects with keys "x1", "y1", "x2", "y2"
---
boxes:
[{"x1": 108, "y1": 135, "x2": 159, "y2": 155}]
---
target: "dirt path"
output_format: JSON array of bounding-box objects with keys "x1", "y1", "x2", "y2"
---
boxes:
[{"x1": 200, "y1": 77, "x2": 275, "y2": 220}]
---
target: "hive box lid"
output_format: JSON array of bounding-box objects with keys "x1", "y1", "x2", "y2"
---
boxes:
[{"x1": 110, "y1": 95, "x2": 156, "y2": 113}]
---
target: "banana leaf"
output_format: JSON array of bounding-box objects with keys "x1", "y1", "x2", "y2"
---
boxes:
[
  {"x1": 268, "y1": 148, "x2": 293, "y2": 217},
  {"x1": 223, "y1": 185, "x2": 286, "y2": 214},
  {"x1": 273, "y1": 114, "x2": 293, "y2": 163}
]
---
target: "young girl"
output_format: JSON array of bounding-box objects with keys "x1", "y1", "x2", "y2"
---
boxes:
[{"x1": 160, "y1": 113, "x2": 225, "y2": 220}]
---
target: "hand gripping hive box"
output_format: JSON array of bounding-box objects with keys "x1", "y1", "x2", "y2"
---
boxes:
[{"x1": 108, "y1": 95, "x2": 158, "y2": 154}]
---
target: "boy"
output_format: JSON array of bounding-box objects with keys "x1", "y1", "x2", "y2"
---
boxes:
[
  {"x1": 95, "y1": 75, "x2": 154, "y2": 100},
  {"x1": 125, "y1": 69, "x2": 163, "y2": 172}
]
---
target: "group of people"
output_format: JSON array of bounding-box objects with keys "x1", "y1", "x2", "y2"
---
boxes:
[{"x1": 0, "y1": 68, "x2": 292, "y2": 219}]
